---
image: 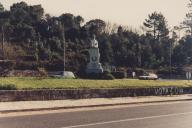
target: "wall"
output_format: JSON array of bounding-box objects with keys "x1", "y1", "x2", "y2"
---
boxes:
[{"x1": 0, "y1": 87, "x2": 191, "y2": 102}]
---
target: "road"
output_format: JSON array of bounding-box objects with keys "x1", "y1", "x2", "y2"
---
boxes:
[{"x1": 1, "y1": 101, "x2": 192, "y2": 128}]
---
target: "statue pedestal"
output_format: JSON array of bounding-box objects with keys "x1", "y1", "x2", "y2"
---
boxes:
[
  {"x1": 86, "y1": 48, "x2": 103, "y2": 74},
  {"x1": 86, "y1": 62, "x2": 103, "y2": 74}
]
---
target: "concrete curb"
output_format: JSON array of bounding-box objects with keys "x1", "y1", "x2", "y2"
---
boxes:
[{"x1": 1, "y1": 97, "x2": 192, "y2": 114}]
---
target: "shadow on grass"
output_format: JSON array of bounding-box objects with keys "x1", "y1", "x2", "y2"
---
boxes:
[{"x1": 0, "y1": 84, "x2": 17, "y2": 90}]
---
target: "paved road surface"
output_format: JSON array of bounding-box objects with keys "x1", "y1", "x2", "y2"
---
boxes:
[{"x1": 1, "y1": 101, "x2": 192, "y2": 128}]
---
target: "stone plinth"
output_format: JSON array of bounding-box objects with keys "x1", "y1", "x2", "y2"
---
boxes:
[{"x1": 86, "y1": 47, "x2": 103, "y2": 74}]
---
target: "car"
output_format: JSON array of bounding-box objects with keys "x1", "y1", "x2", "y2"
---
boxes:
[
  {"x1": 48, "y1": 71, "x2": 76, "y2": 78},
  {"x1": 138, "y1": 73, "x2": 158, "y2": 80}
]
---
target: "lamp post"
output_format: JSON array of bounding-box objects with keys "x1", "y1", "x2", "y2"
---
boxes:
[
  {"x1": 62, "y1": 23, "x2": 66, "y2": 76},
  {"x1": 1, "y1": 25, "x2": 4, "y2": 59},
  {"x1": 169, "y1": 40, "x2": 172, "y2": 79},
  {"x1": 51, "y1": 19, "x2": 66, "y2": 76}
]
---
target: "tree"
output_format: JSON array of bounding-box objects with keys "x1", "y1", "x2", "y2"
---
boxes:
[
  {"x1": 104, "y1": 22, "x2": 118, "y2": 35},
  {"x1": 172, "y1": 36, "x2": 192, "y2": 65},
  {"x1": 0, "y1": 2, "x2": 4, "y2": 12},
  {"x1": 10, "y1": 2, "x2": 44, "y2": 25},
  {"x1": 0, "y1": 1, "x2": 185, "y2": 73},
  {"x1": 59, "y1": 13, "x2": 84, "y2": 41},
  {"x1": 143, "y1": 12, "x2": 169, "y2": 40},
  {"x1": 109, "y1": 26, "x2": 140, "y2": 68},
  {"x1": 59, "y1": 13, "x2": 76, "y2": 31},
  {"x1": 98, "y1": 34, "x2": 113, "y2": 64},
  {"x1": 182, "y1": 0, "x2": 192, "y2": 36},
  {"x1": 0, "y1": 10, "x2": 10, "y2": 59},
  {"x1": 75, "y1": 15, "x2": 84, "y2": 27},
  {"x1": 83, "y1": 19, "x2": 106, "y2": 37},
  {"x1": 143, "y1": 12, "x2": 172, "y2": 68}
]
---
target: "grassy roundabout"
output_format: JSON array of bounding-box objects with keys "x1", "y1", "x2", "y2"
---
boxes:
[{"x1": 0, "y1": 77, "x2": 192, "y2": 90}]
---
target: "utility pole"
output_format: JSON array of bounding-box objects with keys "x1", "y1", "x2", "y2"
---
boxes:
[
  {"x1": 169, "y1": 41, "x2": 172, "y2": 79},
  {"x1": 1, "y1": 25, "x2": 4, "y2": 59},
  {"x1": 62, "y1": 23, "x2": 66, "y2": 76}
]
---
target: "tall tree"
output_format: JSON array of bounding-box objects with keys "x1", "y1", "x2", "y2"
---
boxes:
[
  {"x1": 98, "y1": 34, "x2": 113, "y2": 64},
  {"x1": 0, "y1": 3, "x2": 10, "y2": 59},
  {"x1": 143, "y1": 12, "x2": 169, "y2": 40},
  {"x1": 84, "y1": 19, "x2": 106, "y2": 37},
  {"x1": 172, "y1": 36, "x2": 192, "y2": 65},
  {"x1": 182, "y1": 0, "x2": 192, "y2": 36},
  {"x1": 0, "y1": 2, "x2": 4, "y2": 12}
]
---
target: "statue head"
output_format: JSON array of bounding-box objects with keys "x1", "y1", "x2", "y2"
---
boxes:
[{"x1": 90, "y1": 35, "x2": 98, "y2": 48}]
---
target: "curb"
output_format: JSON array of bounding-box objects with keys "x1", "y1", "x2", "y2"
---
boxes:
[{"x1": 1, "y1": 98, "x2": 192, "y2": 114}]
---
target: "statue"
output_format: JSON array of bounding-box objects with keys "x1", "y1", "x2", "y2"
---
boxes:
[
  {"x1": 90, "y1": 35, "x2": 98, "y2": 48},
  {"x1": 86, "y1": 35, "x2": 103, "y2": 74}
]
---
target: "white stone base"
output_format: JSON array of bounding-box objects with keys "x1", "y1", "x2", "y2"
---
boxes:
[{"x1": 86, "y1": 62, "x2": 103, "y2": 74}]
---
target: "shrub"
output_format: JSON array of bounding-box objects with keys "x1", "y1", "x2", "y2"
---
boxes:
[
  {"x1": 0, "y1": 60, "x2": 15, "y2": 70},
  {"x1": 134, "y1": 68, "x2": 145, "y2": 76},
  {"x1": 37, "y1": 67, "x2": 48, "y2": 79},
  {"x1": 101, "y1": 71, "x2": 115, "y2": 80},
  {"x1": 111, "y1": 71, "x2": 127, "y2": 79},
  {"x1": 15, "y1": 61, "x2": 38, "y2": 70},
  {"x1": 103, "y1": 73, "x2": 115, "y2": 80},
  {"x1": 84, "y1": 71, "x2": 115, "y2": 80},
  {"x1": 157, "y1": 67, "x2": 169, "y2": 75},
  {"x1": 86, "y1": 73, "x2": 102, "y2": 79},
  {"x1": 157, "y1": 67, "x2": 185, "y2": 76},
  {"x1": 0, "y1": 84, "x2": 17, "y2": 90}
]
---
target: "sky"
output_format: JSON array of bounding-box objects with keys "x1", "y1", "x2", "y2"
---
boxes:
[{"x1": 0, "y1": 0, "x2": 189, "y2": 30}]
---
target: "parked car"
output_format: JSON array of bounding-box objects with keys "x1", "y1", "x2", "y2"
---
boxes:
[
  {"x1": 48, "y1": 71, "x2": 76, "y2": 78},
  {"x1": 138, "y1": 73, "x2": 158, "y2": 80}
]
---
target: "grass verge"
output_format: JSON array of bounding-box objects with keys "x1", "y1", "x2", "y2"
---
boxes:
[{"x1": 0, "y1": 77, "x2": 192, "y2": 90}]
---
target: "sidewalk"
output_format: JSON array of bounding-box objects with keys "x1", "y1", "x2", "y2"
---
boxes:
[{"x1": 0, "y1": 95, "x2": 192, "y2": 113}]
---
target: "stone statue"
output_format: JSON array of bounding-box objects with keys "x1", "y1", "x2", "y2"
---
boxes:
[
  {"x1": 86, "y1": 36, "x2": 103, "y2": 74},
  {"x1": 90, "y1": 35, "x2": 98, "y2": 48}
]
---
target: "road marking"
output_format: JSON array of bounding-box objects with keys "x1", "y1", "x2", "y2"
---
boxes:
[{"x1": 61, "y1": 111, "x2": 192, "y2": 128}]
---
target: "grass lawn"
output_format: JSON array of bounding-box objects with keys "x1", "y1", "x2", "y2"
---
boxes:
[{"x1": 1, "y1": 77, "x2": 192, "y2": 90}]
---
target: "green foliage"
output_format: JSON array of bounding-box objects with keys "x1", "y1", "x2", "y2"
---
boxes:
[
  {"x1": 84, "y1": 73, "x2": 102, "y2": 79},
  {"x1": 0, "y1": 2, "x2": 4, "y2": 12},
  {"x1": 111, "y1": 71, "x2": 127, "y2": 79},
  {"x1": 83, "y1": 71, "x2": 114, "y2": 80},
  {"x1": 84, "y1": 19, "x2": 106, "y2": 36},
  {"x1": 134, "y1": 68, "x2": 145, "y2": 76},
  {"x1": 143, "y1": 11, "x2": 169, "y2": 40},
  {"x1": 182, "y1": 0, "x2": 192, "y2": 35},
  {"x1": 102, "y1": 71, "x2": 115, "y2": 80},
  {"x1": 0, "y1": 2, "x2": 190, "y2": 76},
  {"x1": 157, "y1": 67, "x2": 184, "y2": 75},
  {"x1": 0, "y1": 60, "x2": 15, "y2": 70},
  {"x1": 98, "y1": 34, "x2": 113, "y2": 64},
  {"x1": 37, "y1": 67, "x2": 48, "y2": 78},
  {"x1": 172, "y1": 37, "x2": 192, "y2": 65}
]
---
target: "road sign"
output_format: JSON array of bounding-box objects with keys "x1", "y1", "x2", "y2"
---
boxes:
[{"x1": 186, "y1": 72, "x2": 191, "y2": 80}]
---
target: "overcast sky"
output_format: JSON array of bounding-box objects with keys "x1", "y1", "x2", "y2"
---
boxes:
[{"x1": 0, "y1": 0, "x2": 189, "y2": 29}]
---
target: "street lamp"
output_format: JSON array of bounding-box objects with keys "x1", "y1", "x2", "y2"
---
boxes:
[
  {"x1": 50, "y1": 19, "x2": 66, "y2": 76},
  {"x1": 169, "y1": 40, "x2": 172, "y2": 79},
  {"x1": 62, "y1": 23, "x2": 66, "y2": 76},
  {"x1": 1, "y1": 25, "x2": 4, "y2": 59}
]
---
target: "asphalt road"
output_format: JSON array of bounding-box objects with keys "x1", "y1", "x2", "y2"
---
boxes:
[{"x1": 1, "y1": 101, "x2": 192, "y2": 128}]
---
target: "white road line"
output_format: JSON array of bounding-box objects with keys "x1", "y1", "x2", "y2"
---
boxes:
[{"x1": 61, "y1": 111, "x2": 192, "y2": 128}]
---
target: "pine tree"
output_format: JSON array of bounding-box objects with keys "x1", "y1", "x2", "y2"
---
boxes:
[
  {"x1": 0, "y1": 3, "x2": 4, "y2": 12},
  {"x1": 182, "y1": 0, "x2": 192, "y2": 35},
  {"x1": 143, "y1": 12, "x2": 169, "y2": 40}
]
